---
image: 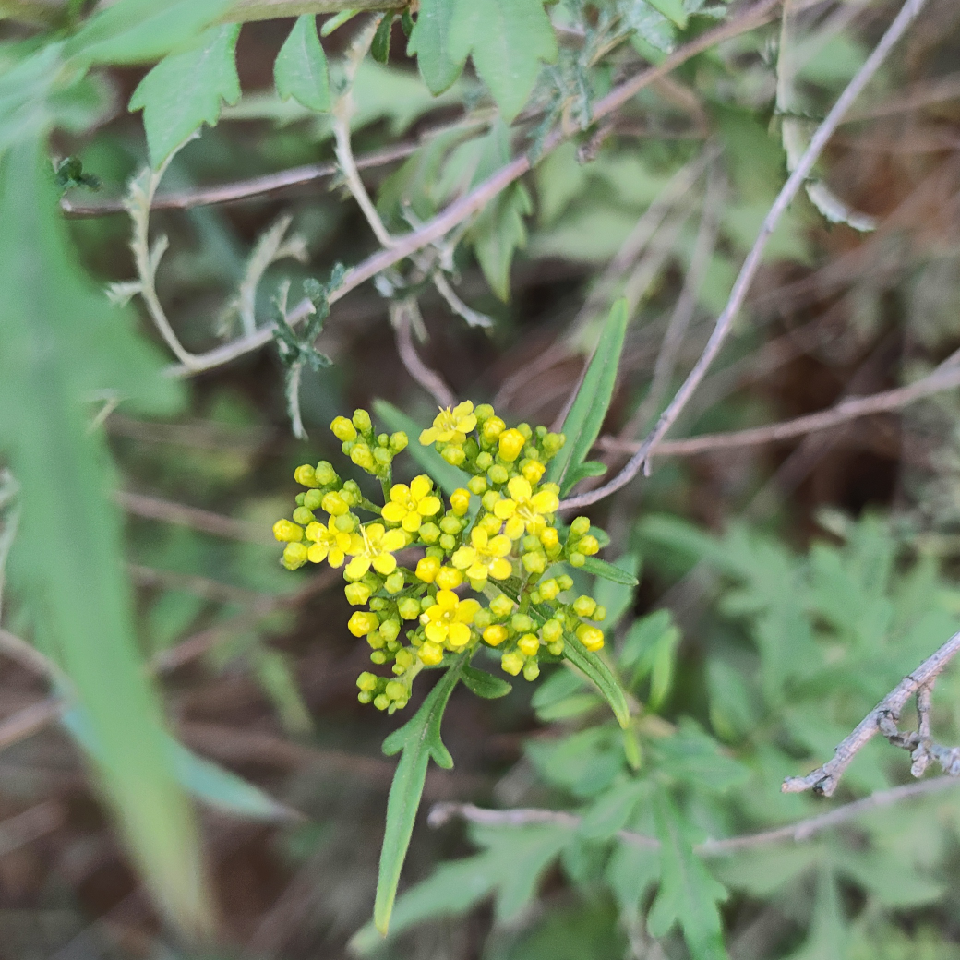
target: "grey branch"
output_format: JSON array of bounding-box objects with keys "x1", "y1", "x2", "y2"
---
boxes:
[
  {"x1": 560, "y1": 0, "x2": 929, "y2": 512},
  {"x1": 783, "y1": 627, "x2": 960, "y2": 797},
  {"x1": 431, "y1": 775, "x2": 960, "y2": 855}
]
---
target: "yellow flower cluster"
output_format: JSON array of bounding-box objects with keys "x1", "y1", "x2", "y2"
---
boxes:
[{"x1": 272, "y1": 403, "x2": 605, "y2": 712}]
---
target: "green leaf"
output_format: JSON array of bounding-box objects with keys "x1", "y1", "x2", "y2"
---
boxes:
[
  {"x1": 273, "y1": 15, "x2": 331, "y2": 113},
  {"x1": 607, "y1": 842, "x2": 661, "y2": 921},
  {"x1": 128, "y1": 24, "x2": 241, "y2": 169},
  {"x1": 648, "y1": 791, "x2": 728, "y2": 960},
  {"x1": 646, "y1": 0, "x2": 689, "y2": 28},
  {"x1": 62, "y1": 707, "x2": 296, "y2": 823},
  {"x1": 0, "y1": 139, "x2": 203, "y2": 933},
  {"x1": 546, "y1": 298, "x2": 629, "y2": 495},
  {"x1": 562, "y1": 628, "x2": 631, "y2": 728},
  {"x1": 375, "y1": 657, "x2": 465, "y2": 934},
  {"x1": 66, "y1": 0, "x2": 236, "y2": 67},
  {"x1": 465, "y1": 120, "x2": 531, "y2": 300},
  {"x1": 408, "y1": 0, "x2": 464, "y2": 95},
  {"x1": 373, "y1": 400, "x2": 471, "y2": 497},
  {"x1": 371, "y1": 14, "x2": 394, "y2": 65},
  {"x1": 462, "y1": 664, "x2": 512, "y2": 699},
  {"x1": 581, "y1": 556, "x2": 639, "y2": 586},
  {"x1": 594, "y1": 552, "x2": 642, "y2": 628},
  {"x1": 449, "y1": 0, "x2": 558, "y2": 121}
]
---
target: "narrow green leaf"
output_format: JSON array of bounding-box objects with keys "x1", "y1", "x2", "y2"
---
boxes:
[
  {"x1": 373, "y1": 400, "x2": 471, "y2": 497},
  {"x1": 62, "y1": 707, "x2": 297, "y2": 822},
  {"x1": 274, "y1": 15, "x2": 331, "y2": 113},
  {"x1": 562, "y1": 629, "x2": 631, "y2": 728},
  {"x1": 546, "y1": 298, "x2": 629, "y2": 495},
  {"x1": 0, "y1": 139, "x2": 203, "y2": 934},
  {"x1": 648, "y1": 791, "x2": 728, "y2": 960},
  {"x1": 462, "y1": 664, "x2": 512, "y2": 699},
  {"x1": 594, "y1": 552, "x2": 642, "y2": 628},
  {"x1": 66, "y1": 0, "x2": 236, "y2": 67},
  {"x1": 371, "y1": 14, "x2": 394, "y2": 65},
  {"x1": 408, "y1": 0, "x2": 464, "y2": 95},
  {"x1": 565, "y1": 460, "x2": 607, "y2": 485},
  {"x1": 128, "y1": 24, "x2": 241, "y2": 169},
  {"x1": 376, "y1": 657, "x2": 466, "y2": 934},
  {"x1": 581, "y1": 556, "x2": 639, "y2": 586},
  {"x1": 449, "y1": 0, "x2": 558, "y2": 121}
]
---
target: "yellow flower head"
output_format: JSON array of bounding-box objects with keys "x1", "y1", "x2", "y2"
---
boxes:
[
  {"x1": 304, "y1": 520, "x2": 361, "y2": 568},
  {"x1": 450, "y1": 526, "x2": 513, "y2": 582},
  {"x1": 421, "y1": 590, "x2": 481, "y2": 649},
  {"x1": 419, "y1": 401, "x2": 477, "y2": 446},
  {"x1": 344, "y1": 523, "x2": 407, "y2": 580},
  {"x1": 381, "y1": 475, "x2": 442, "y2": 533},
  {"x1": 493, "y1": 477, "x2": 560, "y2": 540}
]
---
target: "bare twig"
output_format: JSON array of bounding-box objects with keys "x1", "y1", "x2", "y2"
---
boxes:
[
  {"x1": 596, "y1": 361, "x2": 960, "y2": 459},
  {"x1": 0, "y1": 801, "x2": 64, "y2": 858},
  {"x1": 164, "y1": 0, "x2": 787, "y2": 379},
  {"x1": 783, "y1": 627, "x2": 960, "y2": 797},
  {"x1": 430, "y1": 776, "x2": 960, "y2": 854},
  {"x1": 0, "y1": 701, "x2": 64, "y2": 751},
  {"x1": 116, "y1": 490, "x2": 270, "y2": 544},
  {"x1": 392, "y1": 300, "x2": 455, "y2": 408},
  {"x1": 560, "y1": 0, "x2": 929, "y2": 511}
]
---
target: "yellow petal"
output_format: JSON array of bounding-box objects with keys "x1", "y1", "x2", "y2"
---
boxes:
[
  {"x1": 490, "y1": 534, "x2": 512, "y2": 557},
  {"x1": 410, "y1": 475, "x2": 432, "y2": 500},
  {"x1": 389, "y1": 483, "x2": 410, "y2": 504},
  {"x1": 418, "y1": 496, "x2": 442, "y2": 517},
  {"x1": 401, "y1": 513, "x2": 422, "y2": 533},
  {"x1": 373, "y1": 554, "x2": 397, "y2": 575},
  {"x1": 533, "y1": 491, "x2": 559, "y2": 513},
  {"x1": 494, "y1": 499, "x2": 515, "y2": 520},
  {"x1": 467, "y1": 562, "x2": 487, "y2": 581},
  {"x1": 490, "y1": 558, "x2": 512, "y2": 580},
  {"x1": 505, "y1": 516, "x2": 524, "y2": 540},
  {"x1": 457, "y1": 599, "x2": 480, "y2": 623},
  {"x1": 452, "y1": 401, "x2": 474, "y2": 418},
  {"x1": 381, "y1": 502, "x2": 406, "y2": 524},
  {"x1": 306, "y1": 544, "x2": 327, "y2": 564},
  {"x1": 328, "y1": 548, "x2": 344, "y2": 567},
  {"x1": 436, "y1": 590, "x2": 458, "y2": 611},
  {"x1": 451, "y1": 546, "x2": 474, "y2": 570},
  {"x1": 383, "y1": 529, "x2": 408, "y2": 551},
  {"x1": 345, "y1": 556, "x2": 369, "y2": 579},
  {"x1": 425, "y1": 621, "x2": 447, "y2": 644},
  {"x1": 448, "y1": 622, "x2": 471, "y2": 647},
  {"x1": 420, "y1": 427, "x2": 437, "y2": 445},
  {"x1": 508, "y1": 476, "x2": 532, "y2": 500}
]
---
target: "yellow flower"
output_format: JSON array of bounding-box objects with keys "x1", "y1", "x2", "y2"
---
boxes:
[
  {"x1": 419, "y1": 401, "x2": 477, "y2": 446},
  {"x1": 304, "y1": 520, "x2": 361, "y2": 568},
  {"x1": 421, "y1": 590, "x2": 480, "y2": 649},
  {"x1": 381, "y1": 475, "x2": 442, "y2": 533},
  {"x1": 344, "y1": 523, "x2": 407, "y2": 579},
  {"x1": 450, "y1": 527, "x2": 513, "y2": 582},
  {"x1": 493, "y1": 477, "x2": 560, "y2": 540}
]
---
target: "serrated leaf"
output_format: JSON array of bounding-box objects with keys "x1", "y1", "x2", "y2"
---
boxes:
[
  {"x1": 65, "y1": 0, "x2": 236, "y2": 66},
  {"x1": 608, "y1": 842, "x2": 661, "y2": 921},
  {"x1": 373, "y1": 400, "x2": 471, "y2": 497},
  {"x1": 128, "y1": 24, "x2": 241, "y2": 169},
  {"x1": 376, "y1": 658, "x2": 465, "y2": 934},
  {"x1": 546, "y1": 298, "x2": 629, "y2": 495},
  {"x1": 274, "y1": 15, "x2": 331, "y2": 113},
  {"x1": 0, "y1": 139, "x2": 202, "y2": 933},
  {"x1": 581, "y1": 556, "x2": 639, "y2": 586},
  {"x1": 578, "y1": 778, "x2": 650, "y2": 840},
  {"x1": 449, "y1": 0, "x2": 558, "y2": 120},
  {"x1": 62, "y1": 707, "x2": 296, "y2": 823},
  {"x1": 562, "y1": 628, "x2": 631, "y2": 728},
  {"x1": 462, "y1": 664, "x2": 512, "y2": 699},
  {"x1": 648, "y1": 792, "x2": 728, "y2": 960},
  {"x1": 408, "y1": 0, "x2": 464, "y2": 95}
]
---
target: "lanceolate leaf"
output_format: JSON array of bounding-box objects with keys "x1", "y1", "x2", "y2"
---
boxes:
[
  {"x1": 462, "y1": 664, "x2": 512, "y2": 699},
  {"x1": 374, "y1": 401, "x2": 471, "y2": 497},
  {"x1": 62, "y1": 707, "x2": 297, "y2": 822},
  {"x1": 546, "y1": 298, "x2": 629, "y2": 495},
  {"x1": 581, "y1": 556, "x2": 640, "y2": 586},
  {"x1": 375, "y1": 657, "x2": 466, "y2": 934},
  {"x1": 562, "y1": 629, "x2": 631, "y2": 729},
  {"x1": 648, "y1": 791, "x2": 728, "y2": 960},
  {"x1": 408, "y1": 0, "x2": 464, "y2": 95},
  {"x1": 129, "y1": 24, "x2": 241, "y2": 168},
  {"x1": 449, "y1": 0, "x2": 558, "y2": 121},
  {"x1": 0, "y1": 139, "x2": 205, "y2": 933},
  {"x1": 66, "y1": 0, "x2": 236, "y2": 67},
  {"x1": 274, "y1": 15, "x2": 331, "y2": 113}
]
